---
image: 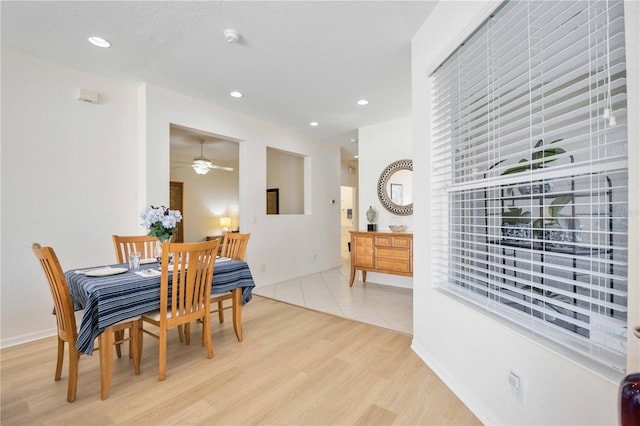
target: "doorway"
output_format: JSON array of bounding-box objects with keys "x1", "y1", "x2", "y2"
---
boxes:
[
  {"x1": 340, "y1": 186, "x2": 356, "y2": 260},
  {"x1": 169, "y1": 181, "x2": 184, "y2": 242},
  {"x1": 169, "y1": 124, "x2": 240, "y2": 242}
]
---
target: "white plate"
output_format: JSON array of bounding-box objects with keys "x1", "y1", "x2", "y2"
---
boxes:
[
  {"x1": 140, "y1": 258, "x2": 157, "y2": 265},
  {"x1": 84, "y1": 267, "x2": 129, "y2": 277},
  {"x1": 166, "y1": 264, "x2": 187, "y2": 271}
]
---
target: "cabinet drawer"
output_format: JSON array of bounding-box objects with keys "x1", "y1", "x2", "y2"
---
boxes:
[
  {"x1": 376, "y1": 247, "x2": 410, "y2": 260},
  {"x1": 391, "y1": 237, "x2": 411, "y2": 248},
  {"x1": 374, "y1": 236, "x2": 392, "y2": 247},
  {"x1": 376, "y1": 258, "x2": 411, "y2": 273}
]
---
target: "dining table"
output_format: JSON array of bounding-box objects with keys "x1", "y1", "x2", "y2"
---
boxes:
[{"x1": 64, "y1": 257, "x2": 255, "y2": 355}]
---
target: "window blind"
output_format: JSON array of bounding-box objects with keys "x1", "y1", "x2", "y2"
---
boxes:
[{"x1": 431, "y1": 0, "x2": 628, "y2": 372}]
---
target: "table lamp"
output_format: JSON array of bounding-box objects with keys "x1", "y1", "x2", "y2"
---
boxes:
[{"x1": 220, "y1": 217, "x2": 231, "y2": 233}]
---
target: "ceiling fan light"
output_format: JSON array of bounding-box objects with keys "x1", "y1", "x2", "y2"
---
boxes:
[
  {"x1": 192, "y1": 164, "x2": 210, "y2": 175},
  {"x1": 193, "y1": 158, "x2": 212, "y2": 168}
]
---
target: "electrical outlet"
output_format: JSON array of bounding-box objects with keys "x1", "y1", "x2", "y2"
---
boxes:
[{"x1": 508, "y1": 372, "x2": 523, "y2": 401}]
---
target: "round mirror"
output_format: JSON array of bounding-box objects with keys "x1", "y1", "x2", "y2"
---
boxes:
[{"x1": 377, "y1": 159, "x2": 413, "y2": 216}]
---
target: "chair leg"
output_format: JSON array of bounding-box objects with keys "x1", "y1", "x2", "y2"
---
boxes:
[
  {"x1": 99, "y1": 329, "x2": 114, "y2": 400},
  {"x1": 159, "y1": 327, "x2": 167, "y2": 381},
  {"x1": 177, "y1": 325, "x2": 184, "y2": 342},
  {"x1": 231, "y1": 288, "x2": 243, "y2": 342},
  {"x1": 218, "y1": 300, "x2": 225, "y2": 323},
  {"x1": 203, "y1": 315, "x2": 214, "y2": 359},
  {"x1": 67, "y1": 345, "x2": 80, "y2": 403},
  {"x1": 130, "y1": 321, "x2": 142, "y2": 375},
  {"x1": 185, "y1": 323, "x2": 191, "y2": 345},
  {"x1": 114, "y1": 330, "x2": 123, "y2": 358},
  {"x1": 55, "y1": 337, "x2": 65, "y2": 381},
  {"x1": 137, "y1": 323, "x2": 144, "y2": 367}
]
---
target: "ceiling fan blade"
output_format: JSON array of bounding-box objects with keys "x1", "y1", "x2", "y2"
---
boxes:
[{"x1": 208, "y1": 164, "x2": 234, "y2": 171}]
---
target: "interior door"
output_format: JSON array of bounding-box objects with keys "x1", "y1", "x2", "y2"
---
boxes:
[{"x1": 169, "y1": 181, "x2": 184, "y2": 243}]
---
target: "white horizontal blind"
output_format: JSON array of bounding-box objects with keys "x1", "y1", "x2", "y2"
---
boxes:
[{"x1": 431, "y1": 0, "x2": 628, "y2": 372}]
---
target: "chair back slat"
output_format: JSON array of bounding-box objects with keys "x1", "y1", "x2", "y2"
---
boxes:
[
  {"x1": 31, "y1": 243, "x2": 77, "y2": 342},
  {"x1": 220, "y1": 233, "x2": 251, "y2": 261},
  {"x1": 112, "y1": 235, "x2": 158, "y2": 263},
  {"x1": 160, "y1": 240, "x2": 219, "y2": 327}
]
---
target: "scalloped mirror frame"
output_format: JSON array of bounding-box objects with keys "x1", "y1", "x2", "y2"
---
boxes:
[{"x1": 377, "y1": 159, "x2": 413, "y2": 216}]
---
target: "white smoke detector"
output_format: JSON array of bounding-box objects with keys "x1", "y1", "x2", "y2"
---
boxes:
[{"x1": 224, "y1": 29, "x2": 240, "y2": 43}]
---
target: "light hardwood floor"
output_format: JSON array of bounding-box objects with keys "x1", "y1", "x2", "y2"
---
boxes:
[{"x1": 1, "y1": 296, "x2": 480, "y2": 425}]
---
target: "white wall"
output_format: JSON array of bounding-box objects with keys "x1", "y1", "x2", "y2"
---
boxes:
[
  {"x1": 357, "y1": 116, "x2": 413, "y2": 288},
  {"x1": 141, "y1": 84, "x2": 342, "y2": 287},
  {"x1": 410, "y1": 1, "x2": 640, "y2": 425},
  {"x1": 1, "y1": 50, "x2": 140, "y2": 345},
  {"x1": 0, "y1": 51, "x2": 342, "y2": 347}
]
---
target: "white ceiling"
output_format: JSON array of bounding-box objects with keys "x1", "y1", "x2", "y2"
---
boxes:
[
  {"x1": 170, "y1": 123, "x2": 240, "y2": 162},
  {"x1": 1, "y1": 1, "x2": 436, "y2": 158}
]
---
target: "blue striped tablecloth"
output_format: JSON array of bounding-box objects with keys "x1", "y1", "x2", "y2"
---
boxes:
[{"x1": 64, "y1": 258, "x2": 255, "y2": 355}]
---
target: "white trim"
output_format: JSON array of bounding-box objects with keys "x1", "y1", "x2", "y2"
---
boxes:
[{"x1": 1, "y1": 328, "x2": 57, "y2": 349}]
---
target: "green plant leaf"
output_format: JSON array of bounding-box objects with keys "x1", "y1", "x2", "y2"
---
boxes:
[
  {"x1": 531, "y1": 138, "x2": 565, "y2": 168},
  {"x1": 500, "y1": 138, "x2": 565, "y2": 174},
  {"x1": 548, "y1": 195, "x2": 573, "y2": 217},
  {"x1": 503, "y1": 159, "x2": 529, "y2": 175}
]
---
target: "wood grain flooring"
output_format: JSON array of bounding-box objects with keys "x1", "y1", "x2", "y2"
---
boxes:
[{"x1": 1, "y1": 296, "x2": 480, "y2": 425}]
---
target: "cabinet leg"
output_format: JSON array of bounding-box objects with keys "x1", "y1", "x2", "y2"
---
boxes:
[
  {"x1": 349, "y1": 267, "x2": 356, "y2": 287},
  {"x1": 362, "y1": 271, "x2": 367, "y2": 283}
]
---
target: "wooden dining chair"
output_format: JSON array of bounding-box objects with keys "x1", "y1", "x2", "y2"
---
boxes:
[
  {"x1": 141, "y1": 239, "x2": 219, "y2": 381},
  {"x1": 112, "y1": 234, "x2": 158, "y2": 263},
  {"x1": 211, "y1": 232, "x2": 251, "y2": 341},
  {"x1": 112, "y1": 234, "x2": 161, "y2": 354},
  {"x1": 31, "y1": 243, "x2": 142, "y2": 402}
]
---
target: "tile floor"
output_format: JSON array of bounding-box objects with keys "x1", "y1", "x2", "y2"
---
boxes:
[{"x1": 253, "y1": 260, "x2": 413, "y2": 334}]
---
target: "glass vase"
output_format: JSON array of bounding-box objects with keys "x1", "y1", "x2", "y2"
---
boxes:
[{"x1": 155, "y1": 237, "x2": 171, "y2": 265}]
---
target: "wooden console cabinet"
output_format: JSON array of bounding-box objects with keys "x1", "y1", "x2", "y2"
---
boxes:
[{"x1": 349, "y1": 231, "x2": 413, "y2": 287}]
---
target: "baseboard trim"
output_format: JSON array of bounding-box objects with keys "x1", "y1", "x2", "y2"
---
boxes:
[{"x1": 1, "y1": 328, "x2": 57, "y2": 350}]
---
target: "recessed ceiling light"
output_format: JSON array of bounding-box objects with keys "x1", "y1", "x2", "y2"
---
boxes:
[
  {"x1": 357, "y1": 99, "x2": 369, "y2": 106},
  {"x1": 354, "y1": 155, "x2": 359, "y2": 159},
  {"x1": 309, "y1": 122, "x2": 319, "y2": 127},
  {"x1": 350, "y1": 138, "x2": 358, "y2": 143},
  {"x1": 88, "y1": 36, "x2": 111, "y2": 48},
  {"x1": 230, "y1": 91, "x2": 243, "y2": 98}
]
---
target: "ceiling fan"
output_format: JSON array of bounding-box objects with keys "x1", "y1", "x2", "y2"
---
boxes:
[{"x1": 175, "y1": 140, "x2": 234, "y2": 175}]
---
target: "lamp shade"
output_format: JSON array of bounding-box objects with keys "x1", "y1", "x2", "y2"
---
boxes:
[{"x1": 220, "y1": 217, "x2": 231, "y2": 228}]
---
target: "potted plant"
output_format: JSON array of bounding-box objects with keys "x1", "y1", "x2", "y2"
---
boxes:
[{"x1": 502, "y1": 138, "x2": 565, "y2": 195}]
